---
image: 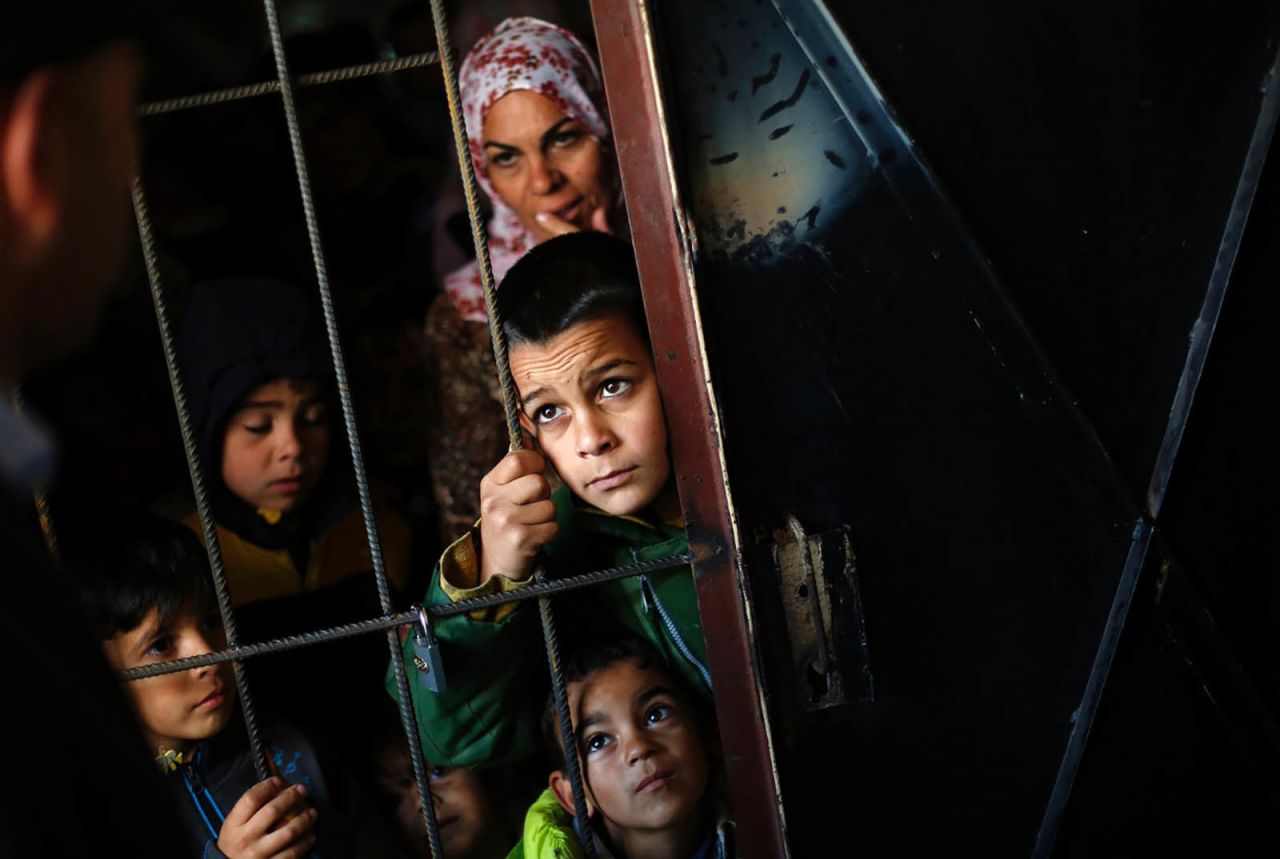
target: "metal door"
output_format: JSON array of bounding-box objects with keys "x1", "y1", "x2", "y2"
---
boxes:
[{"x1": 589, "y1": 0, "x2": 1280, "y2": 854}]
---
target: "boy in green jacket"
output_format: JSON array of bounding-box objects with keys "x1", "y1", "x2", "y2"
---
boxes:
[{"x1": 390, "y1": 232, "x2": 711, "y2": 770}]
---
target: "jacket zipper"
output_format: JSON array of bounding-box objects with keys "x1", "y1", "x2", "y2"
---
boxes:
[{"x1": 634, "y1": 550, "x2": 713, "y2": 689}]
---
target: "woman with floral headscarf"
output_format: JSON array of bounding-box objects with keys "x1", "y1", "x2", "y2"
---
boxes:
[{"x1": 423, "y1": 16, "x2": 623, "y2": 543}]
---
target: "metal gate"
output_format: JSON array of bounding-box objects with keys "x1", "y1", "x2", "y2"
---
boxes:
[
  {"x1": 117, "y1": 2, "x2": 774, "y2": 857},
  {"x1": 34, "y1": 0, "x2": 1280, "y2": 855}
]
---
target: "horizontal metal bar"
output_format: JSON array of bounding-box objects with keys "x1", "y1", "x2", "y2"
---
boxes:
[
  {"x1": 121, "y1": 610, "x2": 418, "y2": 681},
  {"x1": 120, "y1": 551, "x2": 692, "y2": 681},
  {"x1": 139, "y1": 50, "x2": 440, "y2": 116},
  {"x1": 434, "y1": 550, "x2": 692, "y2": 618}
]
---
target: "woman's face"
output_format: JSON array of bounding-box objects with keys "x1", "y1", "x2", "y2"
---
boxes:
[{"x1": 481, "y1": 89, "x2": 609, "y2": 242}]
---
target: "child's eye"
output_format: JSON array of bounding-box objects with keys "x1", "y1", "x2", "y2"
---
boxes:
[
  {"x1": 144, "y1": 635, "x2": 174, "y2": 657},
  {"x1": 242, "y1": 420, "x2": 271, "y2": 435},
  {"x1": 533, "y1": 404, "x2": 564, "y2": 425},
  {"x1": 428, "y1": 765, "x2": 450, "y2": 780},
  {"x1": 202, "y1": 613, "x2": 224, "y2": 634},
  {"x1": 584, "y1": 733, "x2": 614, "y2": 754},
  {"x1": 600, "y1": 378, "x2": 632, "y2": 399},
  {"x1": 645, "y1": 704, "x2": 673, "y2": 725}
]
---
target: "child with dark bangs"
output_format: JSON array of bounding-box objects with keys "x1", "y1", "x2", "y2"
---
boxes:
[{"x1": 70, "y1": 517, "x2": 399, "y2": 858}]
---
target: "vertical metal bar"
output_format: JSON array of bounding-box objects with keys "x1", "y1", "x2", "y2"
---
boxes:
[
  {"x1": 425, "y1": 1, "x2": 596, "y2": 851},
  {"x1": 1033, "y1": 520, "x2": 1153, "y2": 857},
  {"x1": 588, "y1": 1, "x2": 791, "y2": 855},
  {"x1": 255, "y1": 2, "x2": 444, "y2": 855},
  {"x1": 257, "y1": 0, "x2": 391, "y2": 619},
  {"x1": 387, "y1": 637, "x2": 444, "y2": 859},
  {"x1": 426, "y1": 0, "x2": 522, "y2": 449},
  {"x1": 1038, "y1": 44, "x2": 1280, "y2": 857},
  {"x1": 1144, "y1": 43, "x2": 1280, "y2": 518},
  {"x1": 131, "y1": 176, "x2": 269, "y2": 780},
  {"x1": 539, "y1": 591, "x2": 597, "y2": 847}
]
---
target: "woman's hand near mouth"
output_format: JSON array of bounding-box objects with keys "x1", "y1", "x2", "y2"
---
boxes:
[{"x1": 535, "y1": 202, "x2": 612, "y2": 238}]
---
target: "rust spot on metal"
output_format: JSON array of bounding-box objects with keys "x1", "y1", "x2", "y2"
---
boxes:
[{"x1": 687, "y1": 529, "x2": 727, "y2": 568}]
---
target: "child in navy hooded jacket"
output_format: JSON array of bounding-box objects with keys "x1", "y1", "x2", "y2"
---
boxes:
[{"x1": 177, "y1": 278, "x2": 415, "y2": 741}]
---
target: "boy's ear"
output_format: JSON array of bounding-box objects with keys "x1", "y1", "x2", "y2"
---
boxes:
[
  {"x1": 548, "y1": 770, "x2": 595, "y2": 819},
  {"x1": 2, "y1": 68, "x2": 64, "y2": 254}
]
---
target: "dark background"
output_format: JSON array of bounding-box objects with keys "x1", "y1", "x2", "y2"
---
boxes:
[{"x1": 651, "y1": 0, "x2": 1279, "y2": 854}]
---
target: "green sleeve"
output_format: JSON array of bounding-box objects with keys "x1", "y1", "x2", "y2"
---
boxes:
[
  {"x1": 384, "y1": 488, "x2": 583, "y2": 769},
  {"x1": 385, "y1": 563, "x2": 544, "y2": 768}
]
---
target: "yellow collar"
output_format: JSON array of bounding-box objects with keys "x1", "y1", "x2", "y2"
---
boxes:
[
  {"x1": 257, "y1": 507, "x2": 284, "y2": 525},
  {"x1": 154, "y1": 748, "x2": 193, "y2": 773}
]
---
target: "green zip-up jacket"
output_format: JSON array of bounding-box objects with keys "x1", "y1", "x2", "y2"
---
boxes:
[
  {"x1": 387, "y1": 485, "x2": 708, "y2": 769},
  {"x1": 505, "y1": 789, "x2": 583, "y2": 859}
]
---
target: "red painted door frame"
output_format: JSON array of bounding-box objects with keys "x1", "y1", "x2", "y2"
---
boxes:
[{"x1": 589, "y1": 2, "x2": 789, "y2": 855}]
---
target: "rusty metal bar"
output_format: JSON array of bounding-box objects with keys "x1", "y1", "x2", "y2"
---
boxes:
[
  {"x1": 257, "y1": 0, "x2": 445, "y2": 854},
  {"x1": 423, "y1": 0, "x2": 595, "y2": 851},
  {"x1": 132, "y1": 175, "x2": 270, "y2": 780},
  {"x1": 118, "y1": 551, "x2": 691, "y2": 681},
  {"x1": 589, "y1": 1, "x2": 789, "y2": 854},
  {"x1": 139, "y1": 51, "x2": 440, "y2": 116}
]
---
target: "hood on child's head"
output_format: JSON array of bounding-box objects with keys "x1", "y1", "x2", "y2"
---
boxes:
[{"x1": 177, "y1": 277, "x2": 333, "y2": 473}]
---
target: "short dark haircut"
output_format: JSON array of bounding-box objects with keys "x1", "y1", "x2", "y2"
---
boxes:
[
  {"x1": 496, "y1": 232, "x2": 649, "y2": 348},
  {"x1": 541, "y1": 633, "x2": 695, "y2": 769},
  {"x1": 70, "y1": 517, "x2": 217, "y2": 641}
]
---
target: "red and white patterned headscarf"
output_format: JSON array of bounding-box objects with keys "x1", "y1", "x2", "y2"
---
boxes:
[{"x1": 444, "y1": 16, "x2": 614, "y2": 322}]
